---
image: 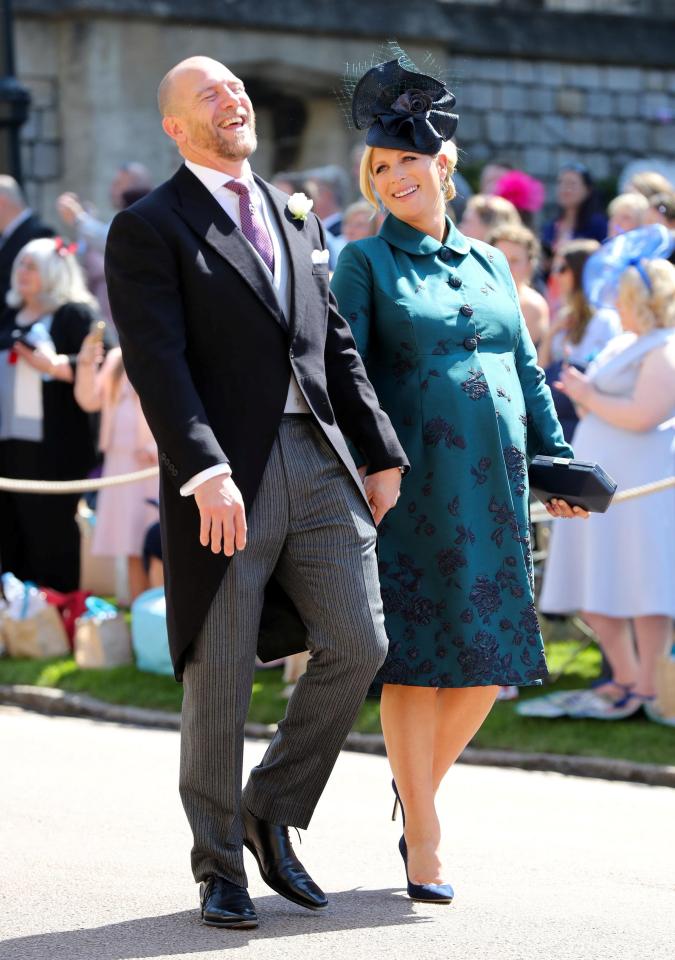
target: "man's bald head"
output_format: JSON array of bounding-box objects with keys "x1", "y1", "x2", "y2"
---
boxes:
[
  {"x1": 158, "y1": 56, "x2": 235, "y2": 118},
  {"x1": 157, "y1": 56, "x2": 256, "y2": 171}
]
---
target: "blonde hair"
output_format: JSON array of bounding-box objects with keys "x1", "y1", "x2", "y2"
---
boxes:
[
  {"x1": 487, "y1": 223, "x2": 541, "y2": 266},
  {"x1": 465, "y1": 194, "x2": 520, "y2": 230},
  {"x1": 359, "y1": 141, "x2": 458, "y2": 210},
  {"x1": 618, "y1": 258, "x2": 675, "y2": 332},
  {"x1": 607, "y1": 192, "x2": 649, "y2": 221},
  {"x1": 627, "y1": 170, "x2": 673, "y2": 200},
  {"x1": 342, "y1": 200, "x2": 378, "y2": 236},
  {"x1": 6, "y1": 237, "x2": 98, "y2": 312}
]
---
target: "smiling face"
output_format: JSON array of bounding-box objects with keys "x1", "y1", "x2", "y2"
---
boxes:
[
  {"x1": 159, "y1": 57, "x2": 256, "y2": 172},
  {"x1": 370, "y1": 147, "x2": 447, "y2": 228}
]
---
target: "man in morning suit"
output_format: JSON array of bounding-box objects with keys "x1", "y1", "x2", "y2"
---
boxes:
[{"x1": 104, "y1": 57, "x2": 408, "y2": 930}]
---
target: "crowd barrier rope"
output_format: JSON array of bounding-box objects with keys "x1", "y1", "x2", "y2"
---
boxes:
[
  {"x1": 0, "y1": 467, "x2": 673, "y2": 515},
  {"x1": 0, "y1": 466, "x2": 160, "y2": 494}
]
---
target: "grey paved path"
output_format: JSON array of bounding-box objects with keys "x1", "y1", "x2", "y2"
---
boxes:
[{"x1": 0, "y1": 706, "x2": 673, "y2": 960}]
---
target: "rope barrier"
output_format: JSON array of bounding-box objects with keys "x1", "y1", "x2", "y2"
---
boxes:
[
  {"x1": 529, "y1": 475, "x2": 675, "y2": 524},
  {"x1": 0, "y1": 466, "x2": 159, "y2": 494},
  {"x1": 0, "y1": 466, "x2": 672, "y2": 512}
]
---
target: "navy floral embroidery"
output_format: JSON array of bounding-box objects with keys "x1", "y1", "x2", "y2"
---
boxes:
[
  {"x1": 432, "y1": 338, "x2": 454, "y2": 355},
  {"x1": 497, "y1": 386, "x2": 511, "y2": 402},
  {"x1": 422, "y1": 472, "x2": 434, "y2": 496},
  {"x1": 436, "y1": 546, "x2": 467, "y2": 584},
  {"x1": 385, "y1": 553, "x2": 424, "y2": 593},
  {"x1": 392, "y1": 342, "x2": 416, "y2": 385},
  {"x1": 421, "y1": 368, "x2": 441, "y2": 392},
  {"x1": 469, "y1": 575, "x2": 502, "y2": 621},
  {"x1": 455, "y1": 524, "x2": 476, "y2": 546},
  {"x1": 447, "y1": 495, "x2": 460, "y2": 516},
  {"x1": 496, "y1": 556, "x2": 525, "y2": 599},
  {"x1": 471, "y1": 456, "x2": 491, "y2": 486},
  {"x1": 461, "y1": 368, "x2": 490, "y2": 400},
  {"x1": 423, "y1": 417, "x2": 466, "y2": 450}
]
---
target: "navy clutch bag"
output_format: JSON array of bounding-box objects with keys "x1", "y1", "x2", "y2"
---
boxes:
[{"x1": 528, "y1": 456, "x2": 617, "y2": 513}]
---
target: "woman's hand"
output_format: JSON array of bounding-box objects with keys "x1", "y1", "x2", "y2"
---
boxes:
[
  {"x1": 554, "y1": 365, "x2": 592, "y2": 405},
  {"x1": 13, "y1": 341, "x2": 73, "y2": 382},
  {"x1": 77, "y1": 331, "x2": 104, "y2": 367},
  {"x1": 544, "y1": 498, "x2": 590, "y2": 520}
]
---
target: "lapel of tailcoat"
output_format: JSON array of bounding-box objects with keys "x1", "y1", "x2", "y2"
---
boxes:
[{"x1": 170, "y1": 165, "x2": 288, "y2": 331}]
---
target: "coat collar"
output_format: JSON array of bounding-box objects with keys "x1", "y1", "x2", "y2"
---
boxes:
[
  {"x1": 169, "y1": 165, "x2": 287, "y2": 330},
  {"x1": 379, "y1": 213, "x2": 471, "y2": 257}
]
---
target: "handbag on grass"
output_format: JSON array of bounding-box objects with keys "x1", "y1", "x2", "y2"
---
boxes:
[
  {"x1": 528, "y1": 456, "x2": 617, "y2": 513},
  {"x1": 74, "y1": 597, "x2": 132, "y2": 669},
  {"x1": 2, "y1": 604, "x2": 70, "y2": 659},
  {"x1": 0, "y1": 574, "x2": 70, "y2": 659}
]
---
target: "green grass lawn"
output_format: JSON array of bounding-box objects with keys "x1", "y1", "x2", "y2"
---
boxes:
[{"x1": 1, "y1": 628, "x2": 673, "y2": 765}]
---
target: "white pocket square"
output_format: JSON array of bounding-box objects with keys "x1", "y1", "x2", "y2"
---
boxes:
[{"x1": 311, "y1": 249, "x2": 330, "y2": 265}]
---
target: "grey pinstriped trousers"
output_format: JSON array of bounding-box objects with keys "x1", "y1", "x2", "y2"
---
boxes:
[{"x1": 179, "y1": 416, "x2": 388, "y2": 886}]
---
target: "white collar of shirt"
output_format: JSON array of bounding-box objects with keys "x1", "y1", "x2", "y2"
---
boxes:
[
  {"x1": 184, "y1": 160, "x2": 283, "y2": 289},
  {"x1": 1, "y1": 208, "x2": 32, "y2": 242},
  {"x1": 184, "y1": 159, "x2": 256, "y2": 197}
]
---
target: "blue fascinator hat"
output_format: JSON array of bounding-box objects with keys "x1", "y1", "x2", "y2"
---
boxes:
[
  {"x1": 349, "y1": 54, "x2": 458, "y2": 155},
  {"x1": 583, "y1": 224, "x2": 675, "y2": 309}
]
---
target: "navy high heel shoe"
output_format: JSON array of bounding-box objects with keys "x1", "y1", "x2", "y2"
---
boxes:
[
  {"x1": 391, "y1": 781, "x2": 453, "y2": 903},
  {"x1": 391, "y1": 779, "x2": 405, "y2": 825},
  {"x1": 399, "y1": 836, "x2": 454, "y2": 904}
]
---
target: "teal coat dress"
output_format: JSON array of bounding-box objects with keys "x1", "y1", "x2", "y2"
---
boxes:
[{"x1": 331, "y1": 214, "x2": 573, "y2": 688}]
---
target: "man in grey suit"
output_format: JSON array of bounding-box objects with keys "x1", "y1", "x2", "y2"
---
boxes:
[{"x1": 105, "y1": 57, "x2": 408, "y2": 930}]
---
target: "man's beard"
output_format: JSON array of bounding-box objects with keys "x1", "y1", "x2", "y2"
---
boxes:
[{"x1": 190, "y1": 113, "x2": 257, "y2": 160}]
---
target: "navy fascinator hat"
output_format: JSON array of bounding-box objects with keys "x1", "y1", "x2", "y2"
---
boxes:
[{"x1": 350, "y1": 55, "x2": 458, "y2": 155}]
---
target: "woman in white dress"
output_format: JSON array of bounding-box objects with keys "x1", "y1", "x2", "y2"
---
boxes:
[{"x1": 540, "y1": 257, "x2": 675, "y2": 719}]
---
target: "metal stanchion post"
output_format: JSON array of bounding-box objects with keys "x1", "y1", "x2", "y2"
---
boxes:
[{"x1": 0, "y1": 0, "x2": 31, "y2": 182}]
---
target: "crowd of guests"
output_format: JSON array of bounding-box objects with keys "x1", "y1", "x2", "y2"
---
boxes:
[{"x1": 0, "y1": 148, "x2": 673, "y2": 722}]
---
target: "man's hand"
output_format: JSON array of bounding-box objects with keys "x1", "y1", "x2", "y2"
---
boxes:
[
  {"x1": 194, "y1": 473, "x2": 247, "y2": 556},
  {"x1": 56, "y1": 192, "x2": 85, "y2": 228},
  {"x1": 363, "y1": 467, "x2": 402, "y2": 526}
]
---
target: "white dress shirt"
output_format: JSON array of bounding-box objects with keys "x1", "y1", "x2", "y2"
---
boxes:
[{"x1": 180, "y1": 160, "x2": 309, "y2": 496}]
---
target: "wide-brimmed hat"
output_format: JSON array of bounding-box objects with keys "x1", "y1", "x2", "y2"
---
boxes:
[{"x1": 583, "y1": 224, "x2": 675, "y2": 308}]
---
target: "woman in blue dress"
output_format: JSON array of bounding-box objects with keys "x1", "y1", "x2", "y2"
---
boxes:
[{"x1": 331, "y1": 53, "x2": 587, "y2": 903}]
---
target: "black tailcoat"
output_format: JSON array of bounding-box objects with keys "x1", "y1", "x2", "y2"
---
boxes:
[{"x1": 105, "y1": 166, "x2": 407, "y2": 679}]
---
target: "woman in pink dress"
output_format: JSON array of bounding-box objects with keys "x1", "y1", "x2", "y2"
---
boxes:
[{"x1": 75, "y1": 334, "x2": 159, "y2": 600}]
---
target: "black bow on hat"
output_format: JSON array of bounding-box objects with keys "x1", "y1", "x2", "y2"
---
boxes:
[{"x1": 351, "y1": 57, "x2": 458, "y2": 155}]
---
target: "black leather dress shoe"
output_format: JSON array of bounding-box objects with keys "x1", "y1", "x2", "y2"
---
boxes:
[
  {"x1": 242, "y1": 806, "x2": 328, "y2": 910},
  {"x1": 199, "y1": 875, "x2": 258, "y2": 929}
]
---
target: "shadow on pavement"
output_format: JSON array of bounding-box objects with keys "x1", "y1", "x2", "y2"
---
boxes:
[{"x1": 1, "y1": 888, "x2": 436, "y2": 959}]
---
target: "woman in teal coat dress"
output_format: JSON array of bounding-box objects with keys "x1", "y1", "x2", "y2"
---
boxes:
[{"x1": 331, "y1": 52, "x2": 586, "y2": 903}]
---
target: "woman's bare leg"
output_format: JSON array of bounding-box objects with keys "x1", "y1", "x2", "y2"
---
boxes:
[
  {"x1": 381, "y1": 683, "x2": 499, "y2": 884},
  {"x1": 432, "y1": 685, "x2": 499, "y2": 791},
  {"x1": 582, "y1": 612, "x2": 636, "y2": 695},
  {"x1": 632, "y1": 615, "x2": 671, "y2": 698}
]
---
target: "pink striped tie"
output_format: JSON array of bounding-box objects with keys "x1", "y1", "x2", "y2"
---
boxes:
[{"x1": 225, "y1": 180, "x2": 275, "y2": 275}]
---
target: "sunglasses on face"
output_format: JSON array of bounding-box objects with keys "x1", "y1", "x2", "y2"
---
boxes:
[{"x1": 551, "y1": 263, "x2": 570, "y2": 274}]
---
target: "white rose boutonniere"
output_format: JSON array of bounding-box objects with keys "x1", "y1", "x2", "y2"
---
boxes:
[{"x1": 287, "y1": 192, "x2": 313, "y2": 222}]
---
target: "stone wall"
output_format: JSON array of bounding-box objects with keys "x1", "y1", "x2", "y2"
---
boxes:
[{"x1": 10, "y1": 2, "x2": 675, "y2": 223}]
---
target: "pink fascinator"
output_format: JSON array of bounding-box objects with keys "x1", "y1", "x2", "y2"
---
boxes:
[{"x1": 493, "y1": 171, "x2": 545, "y2": 213}]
